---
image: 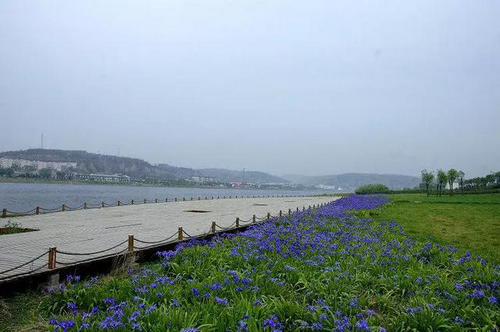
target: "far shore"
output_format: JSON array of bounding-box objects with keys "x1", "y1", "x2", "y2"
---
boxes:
[{"x1": 0, "y1": 177, "x2": 313, "y2": 191}]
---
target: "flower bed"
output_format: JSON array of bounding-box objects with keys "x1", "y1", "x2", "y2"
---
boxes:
[{"x1": 46, "y1": 195, "x2": 499, "y2": 331}]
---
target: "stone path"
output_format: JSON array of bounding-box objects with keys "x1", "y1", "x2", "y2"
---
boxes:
[{"x1": 0, "y1": 196, "x2": 338, "y2": 282}]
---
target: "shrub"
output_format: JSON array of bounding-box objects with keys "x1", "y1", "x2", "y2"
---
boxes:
[{"x1": 355, "y1": 183, "x2": 390, "y2": 194}]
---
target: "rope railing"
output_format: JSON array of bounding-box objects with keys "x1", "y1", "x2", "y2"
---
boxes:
[
  {"x1": 55, "y1": 240, "x2": 128, "y2": 256},
  {"x1": 0, "y1": 198, "x2": 328, "y2": 282},
  {"x1": 134, "y1": 232, "x2": 178, "y2": 245},
  {"x1": 0, "y1": 251, "x2": 49, "y2": 275},
  {"x1": 1, "y1": 194, "x2": 306, "y2": 218}
]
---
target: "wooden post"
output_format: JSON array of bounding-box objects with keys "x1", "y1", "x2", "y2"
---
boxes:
[
  {"x1": 144, "y1": 199, "x2": 147, "y2": 204},
  {"x1": 253, "y1": 214, "x2": 256, "y2": 223},
  {"x1": 101, "y1": 202, "x2": 105, "y2": 208},
  {"x1": 296, "y1": 207, "x2": 299, "y2": 212},
  {"x1": 178, "y1": 227, "x2": 183, "y2": 241},
  {"x1": 117, "y1": 201, "x2": 121, "y2": 206},
  {"x1": 128, "y1": 234, "x2": 134, "y2": 251},
  {"x1": 131, "y1": 200, "x2": 134, "y2": 205},
  {"x1": 302, "y1": 206, "x2": 305, "y2": 212},
  {"x1": 2, "y1": 208, "x2": 6, "y2": 218},
  {"x1": 165, "y1": 198, "x2": 168, "y2": 202},
  {"x1": 84, "y1": 202, "x2": 87, "y2": 209},
  {"x1": 36, "y1": 206, "x2": 40, "y2": 215},
  {"x1": 183, "y1": 197, "x2": 186, "y2": 201},
  {"x1": 155, "y1": 198, "x2": 158, "y2": 203},
  {"x1": 308, "y1": 205, "x2": 311, "y2": 210},
  {"x1": 288, "y1": 208, "x2": 291, "y2": 215},
  {"x1": 175, "y1": 198, "x2": 177, "y2": 202},
  {"x1": 48, "y1": 247, "x2": 57, "y2": 269},
  {"x1": 267, "y1": 212, "x2": 271, "y2": 219},
  {"x1": 236, "y1": 217, "x2": 240, "y2": 227},
  {"x1": 211, "y1": 222, "x2": 216, "y2": 233},
  {"x1": 279, "y1": 210, "x2": 282, "y2": 217},
  {"x1": 62, "y1": 204, "x2": 66, "y2": 212}
]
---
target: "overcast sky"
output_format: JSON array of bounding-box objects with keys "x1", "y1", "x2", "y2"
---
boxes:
[{"x1": 1, "y1": 1, "x2": 499, "y2": 177}]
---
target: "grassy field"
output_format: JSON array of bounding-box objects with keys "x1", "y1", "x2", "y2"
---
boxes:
[{"x1": 354, "y1": 193, "x2": 500, "y2": 262}]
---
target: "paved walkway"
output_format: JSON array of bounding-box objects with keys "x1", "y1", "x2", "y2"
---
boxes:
[{"x1": 0, "y1": 196, "x2": 337, "y2": 281}]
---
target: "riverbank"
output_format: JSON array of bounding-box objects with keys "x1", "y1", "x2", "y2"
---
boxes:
[{"x1": 0, "y1": 177, "x2": 255, "y2": 190}]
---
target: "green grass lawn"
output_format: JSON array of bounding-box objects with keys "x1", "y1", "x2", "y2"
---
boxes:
[{"x1": 355, "y1": 193, "x2": 500, "y2": 262}]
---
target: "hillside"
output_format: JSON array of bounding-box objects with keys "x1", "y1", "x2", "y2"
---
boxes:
[
  {"x1": 283, "y1": 172, "x2": 420, "y2": 190},
  {"x1": 198, "y1": 168, "x2": 289, "y2": 184},
  {"x1": 0, "y1": 149, "x2": 287, "y2": 184}
]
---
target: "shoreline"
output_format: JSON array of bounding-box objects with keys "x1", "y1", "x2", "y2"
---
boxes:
[{"x1": 0, "y1": 177, "x2": 310, "y2": 191}]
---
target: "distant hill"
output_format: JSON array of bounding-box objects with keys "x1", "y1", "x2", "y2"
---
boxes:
[
  {"x1": 0, "y1": 149, "x2": 287, "y2": 183},
  {"x1": 199, "y1": 168, "x2": 289, "y2": 184},
  {"x1": 282, "y1": 173, "x2": 420, "y2": 190}
]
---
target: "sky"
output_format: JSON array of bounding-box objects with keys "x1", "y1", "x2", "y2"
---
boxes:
[{"x1": 0, "y1": 1, "x2": 499, "y2": 178}]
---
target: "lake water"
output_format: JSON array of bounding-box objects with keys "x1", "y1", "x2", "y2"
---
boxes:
[{"x1": 0, "y1": 182, "x2": 335, "y2": 212}]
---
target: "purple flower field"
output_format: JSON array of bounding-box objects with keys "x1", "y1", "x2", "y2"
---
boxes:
[{"x1": 46, "y1": 195, "x2": 500, "y2": 331}]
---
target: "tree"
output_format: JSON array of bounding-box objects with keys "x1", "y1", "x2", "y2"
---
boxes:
[
  {"x1": 39, "y1": 168, "x2": 53, "y2": 179},
  {"x1": 421, "y1": 169, "x2": 435, "y2": 196},
  {"x1": 457, "y1": 170, "x2": 465, "y2": 194},
  {"x1": 447, "y1": 169, "x2": 459, "y2": 196},
  {"x1": 437, "y1": 169, "x2": 447, "y2": 197},
  {"x1": 355, "y1": 184, "x2": 390, "y2": 194}
]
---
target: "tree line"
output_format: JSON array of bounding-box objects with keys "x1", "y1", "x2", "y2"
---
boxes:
[{"x1": 421, "y1": 169, "x2": 500, "y2": 196}]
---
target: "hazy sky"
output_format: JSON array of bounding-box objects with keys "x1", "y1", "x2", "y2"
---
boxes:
[{"x1": 1, "y1": 1, "x2": 499, "y2": 177}]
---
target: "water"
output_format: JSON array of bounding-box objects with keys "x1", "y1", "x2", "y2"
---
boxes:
[{"x1": 0, "y1": 182, "x2": 334, "y2": 212}]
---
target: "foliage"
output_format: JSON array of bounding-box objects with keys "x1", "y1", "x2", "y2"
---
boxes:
[
  {"x1": 39, "y1": 196, "x2": 500, "y2": 331},
  {"x1": 465, "y1": 172, "x2": 500, "y2": 190},
  {"x1": 354, "y1": 184, "x2": 390, "y2": 194},
  {"x1": 0, "y1": 220, "x2": 37, "y2": 235},
  {"x1": 447, "y1": 169, "x2": 459, "y2": 195},
  {"x1": 420, "y1": 170, "x2": 434, "y2": 196},
  {"x1": 436, "y1": 170, "x2": 448, "y2": 197}
]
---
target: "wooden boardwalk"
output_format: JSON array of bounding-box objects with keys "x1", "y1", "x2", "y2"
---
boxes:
[{"x1": 0, "y1": 196, "x2": 337, "y2": 282}]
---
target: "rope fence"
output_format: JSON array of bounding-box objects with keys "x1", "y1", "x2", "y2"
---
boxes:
[
  {"x1": 0, "y1": 200, "x2": 332, "y2": 282},
  {"x1": 1, "y1": 194, "x2": 306, "y2": 219}
]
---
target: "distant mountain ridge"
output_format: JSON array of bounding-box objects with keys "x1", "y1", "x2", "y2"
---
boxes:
[
  {"x1": 282, "y1": 173, "x2": 420, "y2": 190},
  {"x1": 0, "y1": 149, "x2": 289, "y2": 184},
  {"x1": 198, "y1": 168, "x2": 287, "y2": 184}
]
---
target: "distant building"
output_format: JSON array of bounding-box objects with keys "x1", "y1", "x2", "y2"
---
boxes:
[
  {"x1": 0, "y1": 158, "x2": 77, "y2": 171},
  {"x1": 315, "y1": 184, "x2": 336, "y2": 190},
  {"x1": 191, "y1": 175, "x2": 216, "y2": 183},
  {"x1": 75, "y1": 173, "x2": 130, "y2": 183}
]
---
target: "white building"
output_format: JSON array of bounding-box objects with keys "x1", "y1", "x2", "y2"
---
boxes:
[
  {"x1": 192, "y1": 175, "x2": 217, "y2": 183},
  {"x1": 0, "y1": 158, "x2": 77, "y2": 171}
]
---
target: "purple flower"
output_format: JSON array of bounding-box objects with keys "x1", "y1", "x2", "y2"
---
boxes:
[
  {"x1": 355, "y1": 319, "x2": 370, "y2": 331},
  {"x1": 312, "y1": 322, "x2": 323, "y2": 330},
  {"x1": 215, "y1": 297, "x2": 228, "y2": 305}
]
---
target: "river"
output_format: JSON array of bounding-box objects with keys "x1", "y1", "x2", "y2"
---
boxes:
[{"x1": 0, "y1": 182, "x2": 337, "y2": 212}]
